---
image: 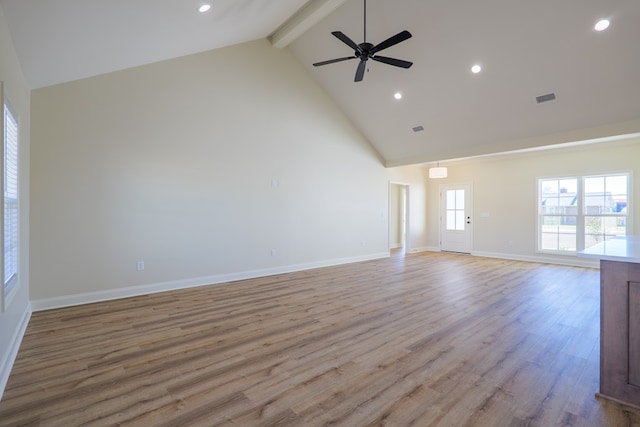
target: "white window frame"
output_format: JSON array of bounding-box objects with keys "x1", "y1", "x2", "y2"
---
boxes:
[
  {"x1": 537, "y1": 172, "x2": 632, "y2": 255},
  {"x1": 2, "y1": 84, "x2": 19, "y2": 311}
]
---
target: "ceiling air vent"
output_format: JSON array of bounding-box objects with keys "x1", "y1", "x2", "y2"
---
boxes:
[
  {"x1": 412, "y1": 126, "x2": 425, "y2": 133},
  {"x1": 536, "y1": 92, "x2": 556, "y2": 104}
]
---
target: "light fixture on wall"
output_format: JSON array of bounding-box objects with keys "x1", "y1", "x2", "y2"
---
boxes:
[{"x1": 429, "y1": 162, "x2": 448, "y2": 179}]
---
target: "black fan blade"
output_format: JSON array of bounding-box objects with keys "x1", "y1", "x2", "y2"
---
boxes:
[
  {"x1": 371, "y1": 56, "x2": 413, "y2": 69},
  {"x1": 332, "y1": 31, "x2": 363, "y2": 54},
  {"x1": 313, "y1": 56, "x2": 357, "y2": 67},
  {"x1": 370, "y1": 30, "x2": 412, "y2": 54},
  {"x1": 355, "y1": 59, "x2": 367, "y2": 82}
]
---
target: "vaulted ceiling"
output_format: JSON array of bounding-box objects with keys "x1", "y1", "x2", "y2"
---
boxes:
[{"x1": 2, "y1": 0, "x2": 640, "y2": 166}]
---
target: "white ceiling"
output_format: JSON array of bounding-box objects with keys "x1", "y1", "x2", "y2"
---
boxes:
[
  {"x1": 290, "y1": 0, "x2": 640, "y2": 166},
  {"x1": 2, "y1": 0, "x2": 640, "y2": 167},
  {"x1": 0, "y1": 0, "x2": 311, "y2": 88}
]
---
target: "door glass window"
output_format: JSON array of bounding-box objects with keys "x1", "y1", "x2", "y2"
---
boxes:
[{"x1": 446, "y1": 189, "x2": 465, "y2": 231}]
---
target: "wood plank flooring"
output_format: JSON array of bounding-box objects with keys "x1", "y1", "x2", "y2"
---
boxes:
[{"x1": 2, "y1": 251, "x2": 640, "y2": 426}]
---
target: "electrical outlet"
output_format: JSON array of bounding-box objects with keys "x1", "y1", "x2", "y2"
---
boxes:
[
  {"x1": 136, "y1": 261, "x2": 145, "y2": 271},
  {"x1": 270, "y1": 249, "x2": 277, "y2": 257}
]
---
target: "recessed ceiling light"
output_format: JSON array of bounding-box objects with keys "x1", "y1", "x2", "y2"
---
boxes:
[
  {"x1": 198, "y1": 4, "x2": 211, "y2": 13},
  {"x1": 394, "y1": 92, "x2": 403, "y2": 100},
  {"x1": 471, "y1": 64, "x2": 482, "y2": 74},
  {"x1": 595, "y1": 19, "x2": 610, "y2": 31}
]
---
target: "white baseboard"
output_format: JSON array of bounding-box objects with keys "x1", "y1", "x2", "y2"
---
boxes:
[
  {"x1": 409, "y1": 246, "x2": 440, "y2": 253},
  {"x1": 408, "y1": 246, "x2": 598, "y2": 268},
  {"x1": 0, "y1": 303, "x2": 32, "y2": 401},
  {"x1": 31, "y1": 252, "x2": 391, "y2": 312},
  {"x1": 471, "y1": 250, "x2": 600, "y2": 268}
]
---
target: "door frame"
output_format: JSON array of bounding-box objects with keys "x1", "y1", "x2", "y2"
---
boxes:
[
  {"x1": 389, "y1": 181, "x2": 411, "y2": 252},
  {"x1": 439, "y1": 182, "x2": 473, "y2": 253}
]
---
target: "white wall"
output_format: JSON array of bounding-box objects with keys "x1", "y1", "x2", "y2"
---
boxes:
[
  {"x1": 0, "y1": 5, "x2": 32, "y2": 399},
  {"x1": 30, "y1": 39, "x2": 428, "y2": 307},
  {"x1": 426, "y1": 138, "x2": 640, "y2": 265}
]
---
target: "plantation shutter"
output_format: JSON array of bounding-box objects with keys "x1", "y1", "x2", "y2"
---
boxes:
[{"x1": 4, "y1": 101, "x2": 18, "y2": 295}]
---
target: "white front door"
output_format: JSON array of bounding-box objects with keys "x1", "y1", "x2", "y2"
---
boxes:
[{"x1": 440, "y1": 183, "x2": 473, "y2": 253}]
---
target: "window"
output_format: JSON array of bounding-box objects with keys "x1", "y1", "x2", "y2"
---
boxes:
[
  {"x1": 539, "y1": 178, "x2": 578, "y2": 251},
  {"x1": 538, "y1": 174, "x2": 629, "y2": 254},
  {"x1": 446, "y1": 189, "x2": 466, "y2": 231},
  {"x1": 584, "y1": 175, "x2": 628, "y2": 248},
  {"x1": 3, "y1": 99, "x2": 19, "y2": 305}
]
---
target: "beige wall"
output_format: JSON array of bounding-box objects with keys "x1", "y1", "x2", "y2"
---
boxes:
[
  {"x1": 426, "y1": 138, "x2": 640, "y2": 265},
  {"x1": 0, "y1": 5, "x2": 31, "y2": 396},
  {"x1": 30, "y1": 39, "x2": 427, "y2": 305}
]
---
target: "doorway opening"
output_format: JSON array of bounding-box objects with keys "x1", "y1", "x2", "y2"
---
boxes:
[{"x1": 389, "y1": 182, "x2": 410, "y2": 256}]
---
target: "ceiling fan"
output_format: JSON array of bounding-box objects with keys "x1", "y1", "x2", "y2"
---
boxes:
[{"x1": 313, "y1": 0, "x2": 413, "y2": 82}]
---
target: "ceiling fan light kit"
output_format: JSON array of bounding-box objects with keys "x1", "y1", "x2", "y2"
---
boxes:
[{"x1": 313, "y1": 0, "x2": 413, "y2": 82}]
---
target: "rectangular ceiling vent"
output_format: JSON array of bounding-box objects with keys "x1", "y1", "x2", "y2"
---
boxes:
[
  {"x1": 536, "y1": 92, "x2": 556, "y2": 104},
  {"x1": 412, "y1": 125, "x2": 425, "y2": 133}
]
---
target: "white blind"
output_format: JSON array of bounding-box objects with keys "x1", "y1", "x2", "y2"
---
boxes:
[{"x1": 4, "y1": 102, "x2": 18, "y2": 294}]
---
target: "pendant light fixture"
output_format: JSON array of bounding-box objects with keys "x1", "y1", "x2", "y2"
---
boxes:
[{"x1": 429, "y1": 162, "x2": 448, "y2": 179}]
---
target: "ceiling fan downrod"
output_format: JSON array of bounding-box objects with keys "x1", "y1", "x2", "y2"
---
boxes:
[{"x1": 363, "y1": 0, "x2": 367, "y2": 43}]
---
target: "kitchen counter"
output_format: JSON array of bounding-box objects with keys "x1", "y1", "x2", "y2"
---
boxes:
[{"x1": 579, "y1": 235, "x2": 640, "y2": 263}]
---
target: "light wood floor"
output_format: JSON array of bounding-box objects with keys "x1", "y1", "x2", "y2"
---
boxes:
[{"x1": 2, "y1": 251, "x2": 640, "y2": 426}]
